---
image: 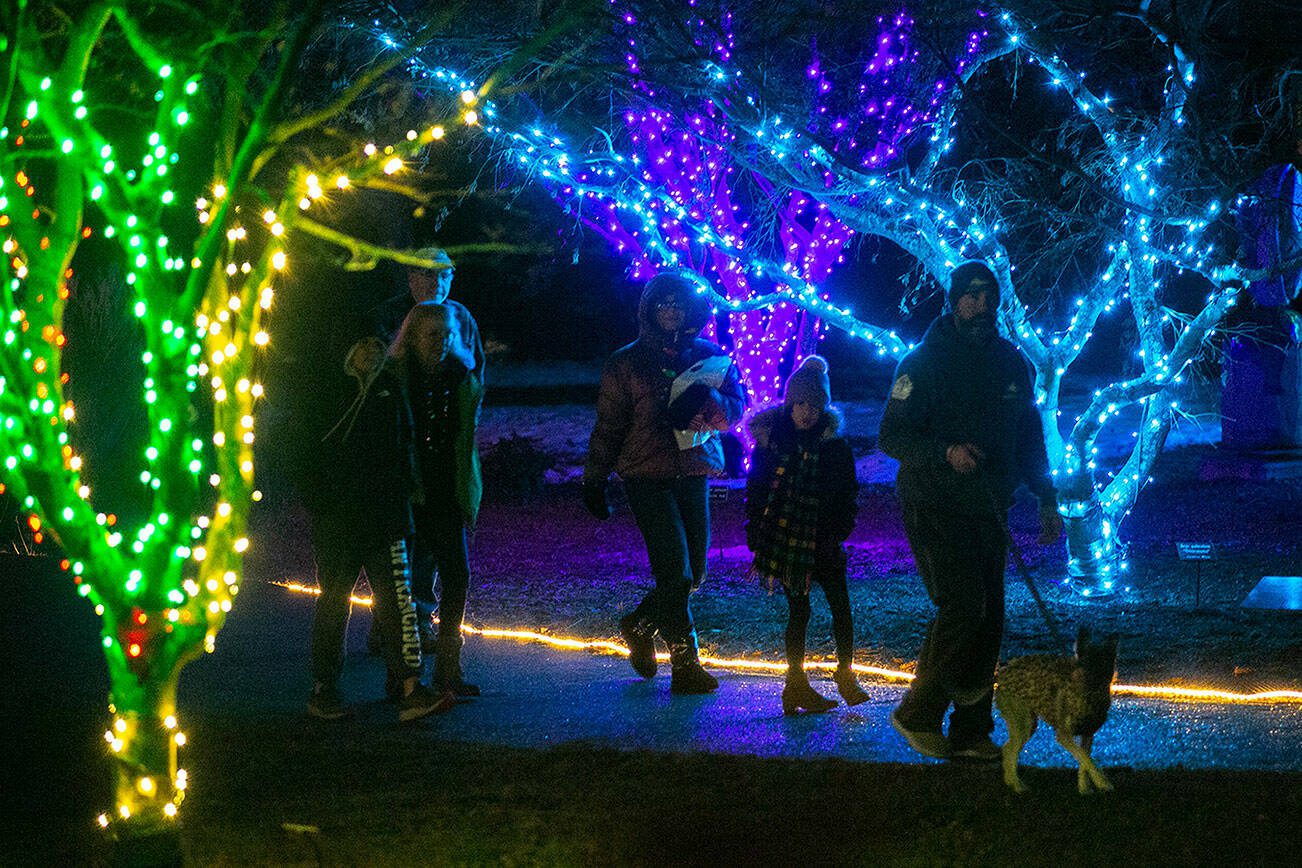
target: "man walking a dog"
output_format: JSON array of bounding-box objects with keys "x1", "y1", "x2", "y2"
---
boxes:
[{"x1": 879, "y1": 260, "x2": 1064, "y2": 761}]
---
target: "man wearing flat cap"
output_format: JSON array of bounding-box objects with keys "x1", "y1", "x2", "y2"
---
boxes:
[{"x1": 372, "y1": 246, "x2": 485, "y2": 380}]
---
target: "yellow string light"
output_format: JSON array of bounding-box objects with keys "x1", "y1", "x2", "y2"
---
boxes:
[{"x1": 271, "y1": 582, "x2": 1302, "y2": 705}]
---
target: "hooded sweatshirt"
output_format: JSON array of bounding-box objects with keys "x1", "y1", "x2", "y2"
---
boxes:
[
  {"x1": 878, "y1": 314, "x2": 1056, "y2": 515},
  {"x1": 585, "y1": 281, "x2": 745, "y2": 481}
]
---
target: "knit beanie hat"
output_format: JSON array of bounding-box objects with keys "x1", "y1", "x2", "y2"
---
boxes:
[
  {"x1": 948, "y1": 260, "x2": 999, "y2": 309},
  {"x1": 784, "y1": 355, "x2": 831, "y2": 409}
]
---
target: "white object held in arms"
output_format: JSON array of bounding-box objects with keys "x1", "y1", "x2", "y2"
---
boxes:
[{"x1": 668, "y1": 355, "x2": 733, "y2": 450}]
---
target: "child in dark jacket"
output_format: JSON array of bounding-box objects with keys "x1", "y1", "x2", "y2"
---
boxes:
[
  {"x1": 746, "y1": 356, "x2": 870, "y2": 714},
  {"x1": 304, "y1": 336, "x2": 455, "y2": 723}
]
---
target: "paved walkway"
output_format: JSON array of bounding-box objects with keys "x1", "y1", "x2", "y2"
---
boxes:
[{"x1": 180, "y1": 580, "x2": 1302, "y2": 774}]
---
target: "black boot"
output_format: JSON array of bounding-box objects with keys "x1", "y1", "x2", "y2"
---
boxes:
[
  {"x1": 669, "y1": 631, "x2": 718, "y2": 695},
  {"x1": 782, "y1": 668, "x2": 837, "y2": 715},
  {"x1": 619, "y1": 613, "x2": 658, "y2": 679},
  {"x1": 434, "y1": 634, "x2": 480, "y2": 697},
  {"x1": 834, "y1": 663, "x2": 870, "y2": 706}
]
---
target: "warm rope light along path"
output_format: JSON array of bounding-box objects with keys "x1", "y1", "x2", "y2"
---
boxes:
[{"x1": 273, "y1": 581, "x2": 1302, "y2": 706}]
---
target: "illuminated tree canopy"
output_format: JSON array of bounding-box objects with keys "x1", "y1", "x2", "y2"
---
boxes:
[
  {"x1": 689, "y1": 1, "x2": 1297, "y2": 592},
  {"x1": 466, "y1": 0, "x2": 1298, "y2": 592},
  {"x1": 3, "y1": 0, "x2": 1296, "y2": 841}
]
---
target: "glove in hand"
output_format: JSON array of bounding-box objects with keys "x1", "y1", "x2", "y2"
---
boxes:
[{"x1": 583, "y1": 479, "x2": 612, "y2": 520}]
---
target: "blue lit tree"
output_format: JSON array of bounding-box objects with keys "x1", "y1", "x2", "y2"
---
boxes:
[
  {"x1": 631, "y1": 1, "x2": 1293, "y2": 593},
  {"x1": 398, "y1": 1, "x2": 1293, "y2": 593}
]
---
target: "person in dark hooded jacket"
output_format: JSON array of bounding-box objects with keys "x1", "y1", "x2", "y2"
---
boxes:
[
  {"x1": 584, "y1": 270, "x2": 746, "y2": 694},
  {"x1": 303, "y1": 336, "x2": 456, "y2": 723},
  {"x1": 879, "y1": 260, "x2": 1063, "y2": 761},
  {"x1": 746, "y1": 355, "x2": 870, "y2": 714}
]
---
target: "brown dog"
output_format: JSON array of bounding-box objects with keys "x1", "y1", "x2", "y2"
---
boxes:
[{"x1": 995, "y1": 627, "x2": 1119, "y2": 794}]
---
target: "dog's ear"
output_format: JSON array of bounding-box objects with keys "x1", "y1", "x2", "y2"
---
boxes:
[
  {"x1": 1104, "y1": 633, "x2": 1120, "y2": 654},
  {"x1": 1075, "y1": 625, "x2": 1091, "y2": 653}
]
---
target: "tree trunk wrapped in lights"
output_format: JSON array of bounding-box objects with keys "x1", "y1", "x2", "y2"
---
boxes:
[
  {"x1": 564, "y1": 103, "x2": 854, "y2": 409},
  {"x1": 0, "y1": 0, "x2": 573, "y2": 838},
  {"x1": 511, "y1": 97, "x2": 856, "y2": 409},
  {"x1": 1, "y1": 5, "x2": 266, "y2": 833}
]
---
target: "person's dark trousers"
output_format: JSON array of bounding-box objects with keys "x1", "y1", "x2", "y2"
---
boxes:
[
  {"x1": 411, "y1": 497, "x2": 472, "y2": 644},
  {"x1": 896, "y1": 501, "x2": 1007, "y2": 743},
  {"x1": 310, "y1": 515, "x2": 421, "y2": 688},
  {"x1": 785, "y1": 551, "x2": 856, "y2": 670},
  {"x1": 623, "y1": 475, "x2": 710, "y2": 647}
]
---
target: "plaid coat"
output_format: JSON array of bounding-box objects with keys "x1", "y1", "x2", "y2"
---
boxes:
[{"x1": 744, "y1": 406, "x2": 858, "y2": 560}]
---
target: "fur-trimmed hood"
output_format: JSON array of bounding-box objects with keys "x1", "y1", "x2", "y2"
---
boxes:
[{"x1": 747, "y1": 404, "x2": 844, "y2": 451}]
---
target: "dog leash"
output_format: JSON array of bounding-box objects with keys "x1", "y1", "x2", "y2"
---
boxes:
[{"x1": 981, "y1": 473, "x2": 1072, "y2": 657}]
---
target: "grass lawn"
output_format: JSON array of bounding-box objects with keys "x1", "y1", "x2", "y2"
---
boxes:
[{"x1": 24, "y1": 708, "x2": 1300, "y2": 866}]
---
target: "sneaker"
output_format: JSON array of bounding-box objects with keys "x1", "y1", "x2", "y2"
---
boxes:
[
  {"x1": 435, "y1": 675, "x2": 481, "y2": 698},
  {"x1": 307, "y1": 686, "x2": 352, "y2": 721},
  {"x1": 398, "y1": 683, "x2": 457, "y2": 722},
  {"x1": 950, "y1": 736, "x2": 1002, "y2": 763},
  {"x1": 891, "y1": 709, "x2": 950, "y2": 759}
]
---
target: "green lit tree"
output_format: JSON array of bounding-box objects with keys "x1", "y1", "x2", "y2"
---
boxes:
[{"x1": 0, "y1": 0, "x2": 583, "y2": 838}]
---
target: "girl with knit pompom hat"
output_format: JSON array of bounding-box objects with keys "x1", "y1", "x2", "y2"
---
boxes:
[{"x1": 744, "y1": 355, "x2": 870, "y2": 714}]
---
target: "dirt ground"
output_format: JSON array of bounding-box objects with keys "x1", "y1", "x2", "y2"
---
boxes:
[{"x1": 255, "y1": 399, "x2": 1302, "y2": 692}]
